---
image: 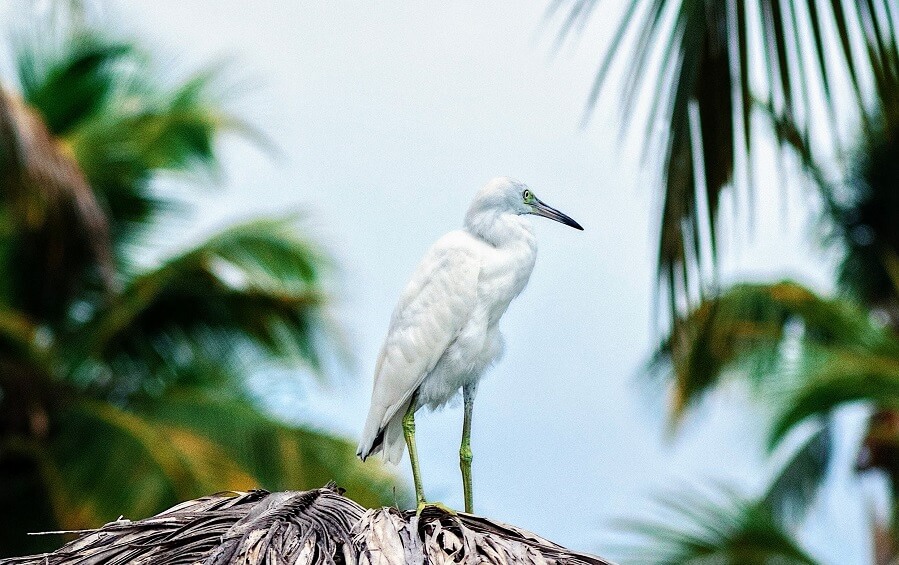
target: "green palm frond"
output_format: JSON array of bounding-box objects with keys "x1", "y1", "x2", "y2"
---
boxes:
[
  {"x1": 1, "y1": 400, "x2": 256, "y2": 537},
  {"x1": 551, "y1": 0, "x2": 897, "y2": 322},
  {"x1": 760, "y1": 423, "x2": 831, "y2": 528},
  {"x1": 614, "y1": 486, "x2": 818, "y2": 564},
  {"x1": 133, "y1": 387, "x2": 404, "y2": 509},
  {"x1": 16, "y1": 34, "x2": 132, "y2": 136},
  {"x1": 771, "y1": 348, "x2": 899, "y2": 446},
  {"x1": 2, "y1": 392, "x2": 403, "y2": 545},
  {"x1": 654, "y1": 281, "x2": 892, "y2": 418},
  {"x1": 1, "y1": 327, "x2": 399, "y2": 555},
  {"x1": 63, "y1": 61, "x2": 239, "y2": 257},
  {"x1": 13, "y1": 28, "x2": 251, "y2": 260},
  {"x1": 66, "y1": 67, "x2": 229, "y2": 187},
  {"x1": 0, "y1": 399, "x2": 256, "y2": 546},
  {"x1": 68, "y1": 217, "x2": 334, "y2": 394}
]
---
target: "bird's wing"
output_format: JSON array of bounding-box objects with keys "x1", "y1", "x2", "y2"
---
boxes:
[{"x1": 359, "y1": 232, "x2": 482, "y2": 450}]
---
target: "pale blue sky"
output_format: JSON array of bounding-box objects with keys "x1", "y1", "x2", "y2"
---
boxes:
[{"x1": 16, "y1": 1, "x2": 880, "y2": 562}]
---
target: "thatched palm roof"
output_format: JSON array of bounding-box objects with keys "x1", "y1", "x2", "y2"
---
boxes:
[{"x1": 1, "y1": 483, "x2": 613, "y2": 564}]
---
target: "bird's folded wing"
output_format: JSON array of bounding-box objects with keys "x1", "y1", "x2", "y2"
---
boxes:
[{"x1": 369, "y1": 234, "x2": 482, "y2": 429}]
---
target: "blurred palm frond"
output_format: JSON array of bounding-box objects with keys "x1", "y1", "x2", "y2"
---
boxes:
[
  {"x1": 551, "y1": 0, "x2": 898, "y2": 322},
  {"x1": 614, "y1": 486, "x2": 818, "y2": 564},
  {"x1": 759, "y1": 422, "x2": 831, "y2": 528},
  {"x1": 70, "y1": 218, "x2": 333, "y2": 392},
  {"x1": 652, "y1": 280, "x2": 892, "y2": 419},
  {"x1": 771, "y1": 348, "x2": 899, "y2": 445}
]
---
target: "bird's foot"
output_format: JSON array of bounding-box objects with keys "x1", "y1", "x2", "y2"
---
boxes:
[{"x1": 416, "y1": 501, "x2": 457, "y2": 516}]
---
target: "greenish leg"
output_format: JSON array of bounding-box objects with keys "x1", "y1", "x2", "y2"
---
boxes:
[
  {"x1": 402, "y1": 393, "x2": 426, "y2": 508},
  {"x1": 402, "y1": 392, "x2": 456, "y2": 515},
  {"x1": 460, "y1": 385, "x2": 475, "y2": 513}
]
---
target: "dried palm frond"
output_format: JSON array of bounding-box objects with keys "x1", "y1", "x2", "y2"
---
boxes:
[{"x1": 1, "y1": 484, "x2": 613, "y2": 565}]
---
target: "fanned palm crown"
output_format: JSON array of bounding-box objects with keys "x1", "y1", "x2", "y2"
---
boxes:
[{"x1": 0, "y1": 19, "x2": 399, "y2": 558}]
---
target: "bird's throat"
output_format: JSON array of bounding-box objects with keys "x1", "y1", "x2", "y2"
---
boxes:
[{"x1": 465, "y1": 212, "x2": 535, "y2": 248}]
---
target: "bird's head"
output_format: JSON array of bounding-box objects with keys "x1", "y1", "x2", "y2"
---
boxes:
[{"x1": 466, "y1": 177, "x2": 583, "y2": 232}]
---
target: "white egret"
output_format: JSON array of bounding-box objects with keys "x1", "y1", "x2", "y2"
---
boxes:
[{"x1": 357, "y1": 177, "x2": 583, "y2": 513}]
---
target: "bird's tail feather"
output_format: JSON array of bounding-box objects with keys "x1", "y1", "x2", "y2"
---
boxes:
[
  {"x1": 382, "y1": 409, "x2": 406, "y2": 464},
  {"x1": 357, "y1": 400, "x2": 409, "y2": 464}
]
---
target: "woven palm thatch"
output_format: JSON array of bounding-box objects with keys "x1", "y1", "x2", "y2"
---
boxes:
[{"x1": 1, "y1": 483, "x2": 613, "y2": 564}]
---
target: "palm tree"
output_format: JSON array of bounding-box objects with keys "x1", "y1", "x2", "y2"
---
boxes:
[
  {"x1": 0, "y1": 16, "x2": 399, "y2": 558},
  {"x1": 625, "y1": 66, "x2": 899, "y2": 559},
  {"x1": 549, "y1": 0, "x2": 899, "y2": 561}
]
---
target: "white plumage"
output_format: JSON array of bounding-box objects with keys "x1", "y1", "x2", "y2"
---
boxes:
[{"x1": 356, "y1": 176, "x2": 582, "y2": 511}]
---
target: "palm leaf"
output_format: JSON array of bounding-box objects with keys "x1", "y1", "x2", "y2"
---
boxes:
[
  {"x1": 132, "y1": 386, "x2": 405, "y2": 510},
  {"x1": 46, "y1": 400, "x2": 258, "y2": 527},
  {"x1": 0, "y1": 398, "x2": 258, "y2": 552},
  {"x1": 823, "y1": 39, "x2": 899, "y2": 315},
  {"x1": 14, "y1": 28, "x2": 254, "y2": 260},
  {"x1": 65, "y1": 68, "x2": 231, "y2": 205},
  {"x1": 68, "y1": 217, "x2": 334, "y2": 395},
  {"x1": 771, "y1": 348, "x2": 899, "y2": 445},
  {"x1": 613, "y1": 486, "x2": 818, "y2": 564},
  {"x1": 760, "y1": 422, "x2": 832, "y2": 528},
  {"x1": 60, "y1": 51, "x2": 243, "y2": 257},
  {"x1": 550, "y1": 0, "x2": 896, "y2": 322},
  {"x1": 653, "y1": 280, "x2": 892, "y2": 418},
  {"x1": 16, "y1": 34, "x2": 132, "y2": 136}
]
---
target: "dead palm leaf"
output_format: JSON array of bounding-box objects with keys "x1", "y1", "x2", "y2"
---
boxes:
[{"x1": 0, "y1": 484, "x2": 614, "y2": 565}]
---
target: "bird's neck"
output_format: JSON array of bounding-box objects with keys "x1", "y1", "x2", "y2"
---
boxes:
[{"x1": 464, "y1": 211, "x2": 535, "y2": 248}]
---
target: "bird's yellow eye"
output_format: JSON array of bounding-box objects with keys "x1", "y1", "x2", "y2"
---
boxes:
[{"x1": 522, "y1": 190, "x2": 532, "y2": 202}]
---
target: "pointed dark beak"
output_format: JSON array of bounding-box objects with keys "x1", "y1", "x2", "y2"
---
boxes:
[{"x1": 531, "y1": 198, "x2": 583, "y2": 230}]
